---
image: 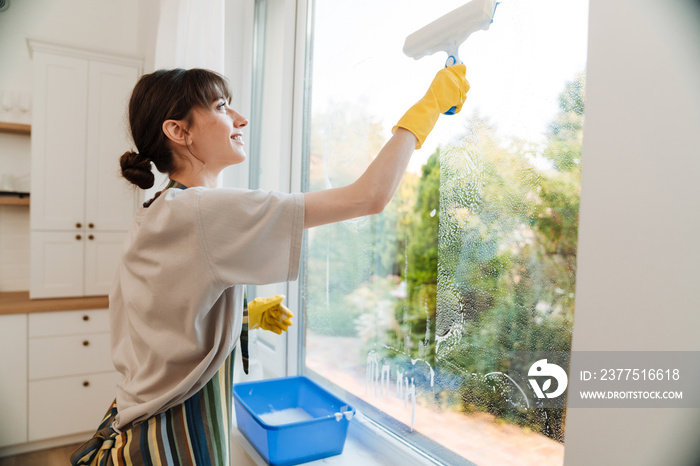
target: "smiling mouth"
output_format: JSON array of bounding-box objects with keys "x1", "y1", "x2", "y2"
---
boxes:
[{"x1": 232, "y1": 134, "x2": 243, "y2": 143}]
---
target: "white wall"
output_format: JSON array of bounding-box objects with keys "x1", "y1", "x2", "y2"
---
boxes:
[
  {"x1": 0, "y1": 0, "x2": 158, "y2": 291},
  {"x1": 565, "y1": 0, "x2": 700, "y2": 464}
]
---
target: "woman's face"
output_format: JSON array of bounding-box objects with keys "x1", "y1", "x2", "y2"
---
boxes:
[{"x1": 186, "y1": 96, "x2": 248, "y2": 170}]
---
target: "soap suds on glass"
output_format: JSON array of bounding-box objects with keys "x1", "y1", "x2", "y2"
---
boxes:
[
  {"x1": 436, "y1": 122, "x2": 486, "y2": 354},
  {"x1": 365, "y1": 347, "x2": 434, "y2": 431}
]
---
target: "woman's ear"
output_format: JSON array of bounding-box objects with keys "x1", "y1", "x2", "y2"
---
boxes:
[{"x1": 162, "y1": 120, "x2": 190, "y2": 147}]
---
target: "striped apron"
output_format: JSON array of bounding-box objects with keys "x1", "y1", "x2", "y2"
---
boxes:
[{"x1": 70, "y1": 349, "x2": 235, "y2": 466}]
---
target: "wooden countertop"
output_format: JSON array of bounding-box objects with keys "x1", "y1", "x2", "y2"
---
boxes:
[{"x1": 0, "y1": 291, "x2": 108, "y2": 315}]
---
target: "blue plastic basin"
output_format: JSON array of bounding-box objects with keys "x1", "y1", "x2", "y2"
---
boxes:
[{"x1": 233, "y1": 375, "x2": 355, "y2": 466}]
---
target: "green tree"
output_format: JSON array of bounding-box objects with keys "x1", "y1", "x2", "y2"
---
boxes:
[
  {"x1": 543, "y1": 73, "x2": 585, "y2": 172},
  {"x1": 384, "y1": 75, "x2": 585, "y2": 441},
  {"x1": 305, "y1": 102, "x2": 417, "y2": 337}
]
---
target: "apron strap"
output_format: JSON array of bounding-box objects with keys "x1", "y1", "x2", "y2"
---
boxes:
[{"x1": 142, "y1": 179, "x2": 188, "y2": 207}]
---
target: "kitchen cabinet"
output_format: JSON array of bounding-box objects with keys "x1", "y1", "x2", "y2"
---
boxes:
[
  {"x1": 30, "y1": 231, "x2": 84, "y2": 298},
  {"x1": 0, "y1": 308, "x2": 117, "y2": 451},
  {"x1": 28, "y1": 41, "x2": 142, "y2": 298},
  {"x1": 31, "y1": 231, "x2": 124, "y2": 298},
  {"x1": 26, "y1": 308, "x2": 118, "y2": 442},
  {"x1": 0, "y1": 314, "x2": 28, "y2": 448}
]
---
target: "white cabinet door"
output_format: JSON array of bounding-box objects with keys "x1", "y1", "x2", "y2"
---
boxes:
[
  {"x1": 29, "y1": 309, "x2": 110, "y2": 337},
  {"x1": 29, "y1": 44, "x2": 141, "y2": 299},
  {"x1": 85, "y1": 61, "x2": 139, "y2": 232},
  {"x1": 26, "y1": 309, "x2": 117, "y2": 442},
  {"x1": 30, "y1": 230, "x2": 122, "y2": 298},
  {"x1": 0, "y1": 314, "x2": 28, "y2": 448},
  {"x1": 30, "y1": 52, "x2": 88, "y2": 231},
  {"x1": 30, "y1": 231, "x2": 85, "y2": 298},
  {"x1": 28, "y1": 371, "x2": 120, "y2": 441},
  {"x1": 29, "y1": 333, "x2": 113, "y2": 380},
  {"x1": 84, "y1": 231, "x2": 124, "y2": 296}
]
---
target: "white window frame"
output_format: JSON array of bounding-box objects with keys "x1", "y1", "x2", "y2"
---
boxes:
[
  {"x1": 224, "y1": 0, "x2": 465, "y2": 463},
  {"x1": 223, "y1": 0, "x2": 301, "y2": 381}
]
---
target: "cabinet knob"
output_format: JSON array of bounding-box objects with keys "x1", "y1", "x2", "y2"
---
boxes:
[
  {"x1": 83, "y1": 340, "x2": 90, "y2": 347},
  {"x1": 83, "y1": 381, "x2": 90, "y2": 387},
  {"x1": 88, "y1": 234, "x2": 95, "y2": 240},
  {"x1": 82, "y1": 315, "x2": 90, "y2": 321},
  {"x1": 76, "y1": 222, "x2": 82, "y2": 229},
  {"x1": 89, "y1": 223, "x2": 95, "y2": 229},
  {"x1": 76, "y1": 234, "x2": 82, "y2": 240}
]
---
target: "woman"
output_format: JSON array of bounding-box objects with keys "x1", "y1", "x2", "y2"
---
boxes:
[{"x1": 71, "y1": 65, "x2": 467, "y2": 465}]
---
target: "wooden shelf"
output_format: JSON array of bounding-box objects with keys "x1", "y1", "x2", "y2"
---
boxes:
[
  {"x1": 0, "y1": 197, "x2": 29, "y2": 206},
  {"x1": 0, "y1": 291, "x2": 109, "y2": 315},
  {"x1": 0, "y1": 121, "x2": 31, "y2": 135}
]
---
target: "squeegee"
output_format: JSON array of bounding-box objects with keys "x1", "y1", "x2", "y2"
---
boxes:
[{"x1": 403, "y1": 0, "x2": 499, "y2": 114}]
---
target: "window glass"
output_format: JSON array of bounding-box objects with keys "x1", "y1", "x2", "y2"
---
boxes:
[{"x1": 301, "y1": 0, "x2": 587, "y2": 463}]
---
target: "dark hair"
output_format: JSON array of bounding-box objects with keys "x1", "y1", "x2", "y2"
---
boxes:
[{"x1": 119, "y1": 68, "x2": 232, "y2": 189}]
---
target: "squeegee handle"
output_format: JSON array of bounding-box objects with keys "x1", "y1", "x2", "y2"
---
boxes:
[{"x1": 444, "y1": 55, "x2": 463, "y2": 115}]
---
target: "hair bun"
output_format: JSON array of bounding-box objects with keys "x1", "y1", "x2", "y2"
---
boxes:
[{"x1": 120, "y1": 150, "x2": 155, "y2": 190}]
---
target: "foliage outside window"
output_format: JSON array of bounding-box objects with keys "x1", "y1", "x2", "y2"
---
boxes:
[{"x1": 301, "y1": 1, "x2": 587, "y2": 463}]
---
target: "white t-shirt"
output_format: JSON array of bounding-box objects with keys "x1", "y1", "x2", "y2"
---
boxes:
[{"x1": 109, "y1": 187, "x2": 305, "y2": 429}]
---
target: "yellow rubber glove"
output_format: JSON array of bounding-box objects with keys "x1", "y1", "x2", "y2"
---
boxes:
[
  {"x1": 248, "y1": 295, "x2": 294, "y2": 335},
  {"x1": 392, "y1": 64, "x2": 469, "y2": 149}
]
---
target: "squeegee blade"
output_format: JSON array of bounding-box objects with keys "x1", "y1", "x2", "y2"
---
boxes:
[{"x1": 403, "y1": 0, "x2": 498, "y2": 60}]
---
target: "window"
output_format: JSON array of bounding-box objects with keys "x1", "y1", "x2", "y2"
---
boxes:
[{"x1": 298, "y1": 0, "x2": 588, "y2": 464}]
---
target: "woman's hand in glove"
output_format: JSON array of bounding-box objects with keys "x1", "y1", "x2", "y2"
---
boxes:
[
  {"x1": 392, "y1": 64, "x2": 469, "y2": 149},
  {"x1": 248, "y1": 295, "x2": 294, "y2": 335}
]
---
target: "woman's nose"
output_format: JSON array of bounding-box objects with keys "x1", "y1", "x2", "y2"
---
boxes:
[{"x1": 229, "y1": 108, "x2": 248, "y2": 128}]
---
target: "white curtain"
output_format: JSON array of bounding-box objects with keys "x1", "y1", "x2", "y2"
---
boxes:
[
  {"x1": 154, "y1": 0, "x2": 225, "y2": 73},
  {"x1": 145, "y1": 0, "x2": 226, "y2": 195}
]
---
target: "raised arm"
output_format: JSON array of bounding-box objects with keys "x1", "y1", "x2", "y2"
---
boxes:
[{"x1": 303, "y1": 64, "x2": 469, "y2": 229}]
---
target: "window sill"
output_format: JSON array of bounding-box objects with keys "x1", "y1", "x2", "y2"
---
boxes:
[{"x1": 231, "y1": 410, "x2": 448, "y2": 465}]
